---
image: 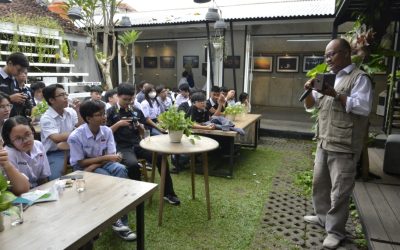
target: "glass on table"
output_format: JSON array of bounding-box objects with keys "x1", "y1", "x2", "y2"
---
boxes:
[
  {"x1": 75, "y1": 179, "x2": 86, "y2": 193},
  {"x1": 10, "y1": 203, "x2": 24, "y2": 226},
  {"x1": 144, "y1": 130, "x2": 151, "y2": 141}
]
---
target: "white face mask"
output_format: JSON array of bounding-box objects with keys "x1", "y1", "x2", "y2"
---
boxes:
[{"x1": 149, "y1": 92, "x2": 157, "y2": 99}]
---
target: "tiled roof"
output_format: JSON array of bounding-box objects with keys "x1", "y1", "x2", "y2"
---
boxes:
[
  {"x1": 0, "y1": 0, "x2": 83, "y2": 35},
  {"x1": 114, "y1": 0, "x2": 335, "y2": 26}
]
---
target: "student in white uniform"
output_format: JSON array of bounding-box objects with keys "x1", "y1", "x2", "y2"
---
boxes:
[
  {"x1": 3, "y1": 116, "x2": 51, "y2": 188},
  {"x1": 0, "y1": 92, "x2": 12, "y2": 135},
  {"x1": 140, "y1": 84, "x2": 164, "y2": 135}
]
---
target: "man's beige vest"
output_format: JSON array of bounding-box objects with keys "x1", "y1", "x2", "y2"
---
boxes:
[{"x1": 316, "y1": 68, "x2": 369, "y2": 154}]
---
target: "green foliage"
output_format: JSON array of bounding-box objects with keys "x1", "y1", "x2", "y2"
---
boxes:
[
  {"x1": 61, "y1": 41, "x2": 70, "y2": 59},
  {"x1": 31, "y1": 100, "x2": 49, "y2": 118},
  {"x1": 224, "y1": 103, "x2": 245, "y2": 115},
  {"x1": 306, "y1": 63, "x2": 328, "y2": 78},
  {"x1": 118, "y1": 30, "x2": 141, "y2": 46},
  {"x1": 0, "y1": 174, "x2": 16, "y2": 212},
  {"x1": 294, "y1": 169, "x2": 313, "y2": 197},
  {"x1": 0, "y1": 14, "x2": 64, "y2": 32},
  {"x1": 158, "y1": 106, "x2": 195, "y2": 138}
]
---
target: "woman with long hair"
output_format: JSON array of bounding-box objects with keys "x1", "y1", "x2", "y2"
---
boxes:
[{"x1": 140, "y1": 84, "x2": 164, "y2": 135}]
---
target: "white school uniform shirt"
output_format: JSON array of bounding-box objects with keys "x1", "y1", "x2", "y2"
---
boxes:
[
  {"x1": 309, "y1": 64, "x2": 372, "y2": 117},
  {"x1": 157, "y1": 96, "x2": 173, "y2": 113},
  {"x1": 40, "y1": 106, "x2": 78, "y2": 152},
  {"x1": 67, "y1": 124, "x2": 116, "y2": 167},
  {"x1": 175, "y1": 94, "x2": 189, "y2": 107},
  {"x1": 140, "y1": 99, "x2": 160, "y2": 119},
  {"x1": 6, "y1": 140, "x2": 51, "y2": 188}
]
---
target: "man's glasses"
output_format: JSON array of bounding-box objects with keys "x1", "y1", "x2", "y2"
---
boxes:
[
  {"x1": 12, "y1": 132, "x2": 33, "y2": 145},
  {"x1": 54, "y1": 93, "x2": 69, "y2": 98},
  {"x1": 0, "y1": 104, "x2": 13, "y2": 110},
  {"x1": 324, "y1": 50, "x2": 343, "y2": 60}
]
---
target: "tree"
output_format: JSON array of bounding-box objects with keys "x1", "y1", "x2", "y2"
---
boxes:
[
  {"x1": 118, "y1": 30, "x2": 141, "y2": 83},
  {"x1": 67, "y1": 0, "x2": 120, "y2": 90}
]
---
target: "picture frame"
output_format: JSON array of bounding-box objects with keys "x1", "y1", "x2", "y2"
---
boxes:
[
  {"x1": 143, "y1": 57, "x2": 157, "y2": 68},
  {"x1": 224, "y1": 56, "x2": 240, "y2": 69},
  {"x1": 303, "y1": 56, "x2": 325, "y2": 72},
  {"x1": 253, "y1": 56, "x2": 273, "y2": 72},
  {"x1": 277, "y1": 56, "x2": 299, "y2": 73},
  {"x1": 160, "y1": 56, "x2": 175, "y2": 68},
  {"x1": 183, "y1": 55, "x2": 199, "y2": 68},
  {"x1": 135, "y1": 56, "x2": 141, "y2": 68}
]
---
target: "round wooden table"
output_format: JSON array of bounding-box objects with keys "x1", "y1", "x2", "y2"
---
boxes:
[{"x1": 140, "y1": 134, "x2": 219, "y2": 226}]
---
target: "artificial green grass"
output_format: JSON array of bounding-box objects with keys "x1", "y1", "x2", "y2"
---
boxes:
[{"x1": 94, "y1": 146, "x2": 283, "y2": 250}]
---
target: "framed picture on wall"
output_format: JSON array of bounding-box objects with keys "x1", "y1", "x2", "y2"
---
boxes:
[
  {"x1": 277, "y1": 56, "x2": 299, "y2": 73},
  {"x1": 143, "y1": 57, "x2": 157, "y2": 68},
  {"x1": 303, "y1": 56, "x2": 325, "y2": 72},
  {"x1": 135, "y1": 56, "x2": 141, "y2": 68},
  {"x1": 224, "y1": 56, "x2": 240, "y2": 69},
  {"x1": 183, "y1": 55, "x2": 199, "y2": 68},
  {"x1": 160, "y1": 56, "x2": 175, "y2": 68},
  {"x1": 253, "y1": 56, "x2": 273, "y2": 72}
]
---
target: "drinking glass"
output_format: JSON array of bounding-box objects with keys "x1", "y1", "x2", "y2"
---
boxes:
[
  {"x1": 10, "y1": 203, "x2": 24, "y2": 226},
  {"x1": 75, "y1": 179, "x2": 86, "y2": 193},
  {"x1": 144, "y1": 130, "x2": 151, "y2": 141}
]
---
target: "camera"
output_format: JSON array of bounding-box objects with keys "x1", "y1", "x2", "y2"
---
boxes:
[
  {"x1": 121, "y1": 116, "x2": 139, "y2": 126},
  {"x1": 313, "y1": 73, "x2": 336, "y2": 91}
]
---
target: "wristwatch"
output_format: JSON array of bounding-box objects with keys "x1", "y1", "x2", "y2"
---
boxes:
[{"x1": 334, "y1": 92, "x2": 341, "y2": 101}]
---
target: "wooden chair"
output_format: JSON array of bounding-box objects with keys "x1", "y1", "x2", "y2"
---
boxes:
[{"x1": 57, "y1": 142, "x2": 72, "y2": 175}]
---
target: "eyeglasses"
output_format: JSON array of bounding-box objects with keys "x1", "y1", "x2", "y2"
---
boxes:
[
  {"x1": 324, "y1": 50, "x2": 342, "y2": 59},
  {"x1": 11, "y1": 132, "x2": 33, "y2": 145},
  {"x1": 93, "y1": 112, "x2": 106, "y2": 117},
  {"x1": 0, "y1": 104, "x2": 13, "y2": 110},
  {"x1": 54, "y1": 92, "x2": 69, "y2": 98}
]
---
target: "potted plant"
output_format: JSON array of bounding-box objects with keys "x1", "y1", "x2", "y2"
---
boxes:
[
  {"x1": 31, "y1": 100, "x2": 49, "y2": 123},
  {"x1": 158, "y1": 106, "x2": 198, "y2": 143},
  {"x1": 0, "y1": 173, "x2": 17, "y2": 232},
  {"x1": 224, "y1": 104, "x2": 245, "y2": 121}
]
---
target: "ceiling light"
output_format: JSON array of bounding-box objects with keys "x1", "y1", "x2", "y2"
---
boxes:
[
  {"x1": 68, "y1": 6, "x2": 83, "y2": 21},
  {"x1": 205, "y1": 8, "x2": 219, "y2": 21},
  {"x1": 214, "y1": 19, "x2": 227, "y2": 30},
  {"x1": 194, "y1": 0, "x2": 211, "y2": 2}
]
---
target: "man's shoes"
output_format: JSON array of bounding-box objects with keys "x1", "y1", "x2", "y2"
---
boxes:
[
  {"x1": 116, "y1": 230, "x2": 137, "y2": 241},
  {"x1": 112, "y1": 219, "x2": 130, "y2": 232},
  {"x1": 323, "y1": 234, "x2": 341, "y2": 249},
  {"x1": 163, "y1": 194, "x2": 181, "y2": 205},
  {"x1": 303, "y1": 215, "x2": 324, "y2": 227}
]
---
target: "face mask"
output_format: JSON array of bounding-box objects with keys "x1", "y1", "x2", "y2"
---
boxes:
[{"x1": 149, "y1": 92, "x2": 156, "y2": 99}]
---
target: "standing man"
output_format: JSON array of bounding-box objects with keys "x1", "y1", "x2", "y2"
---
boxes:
[
  {"x1": 13, "y1": 68, "x2": 33, "y2": 117},
  {"x1": 303, "y1": 38, "x2": 372, "y2": 249},
  {"x1": 0, "y1": 52, "x2": 30, "y2": 117}
]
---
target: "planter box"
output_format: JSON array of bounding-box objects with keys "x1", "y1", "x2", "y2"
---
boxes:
[{"x1": 0, "y1": 22, "x2": 17, "y2": 32}]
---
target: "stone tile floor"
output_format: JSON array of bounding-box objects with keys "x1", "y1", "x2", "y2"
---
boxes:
[{"x1": 251, "y1": 137, "x2": 366, "y2": 250}]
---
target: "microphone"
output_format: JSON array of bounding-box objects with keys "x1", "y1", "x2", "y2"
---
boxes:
[{"x1": 299, "y1": 89, "x2": 312, "y2": 102}]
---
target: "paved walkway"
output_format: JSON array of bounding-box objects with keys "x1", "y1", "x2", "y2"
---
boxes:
[{"x1": 251, "y1": 137, "x2": 366, "y2": 249}]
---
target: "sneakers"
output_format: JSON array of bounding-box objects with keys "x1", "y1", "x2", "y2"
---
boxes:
[
  {"x1": 323, "y1": 234, "x2": 341, "y2": 249},
  {"x1": 303, "y1": 215, "x2": 324, "y2": 227},
  {"x1": 112, "y1": 219, "x2": 130, "y2": 232},
  {"x1": 116, "y1": 230, "x2": 137, "y2": 241},
  {"x1": 163, "y1": 194, "x2": 181, "y2": 205}
]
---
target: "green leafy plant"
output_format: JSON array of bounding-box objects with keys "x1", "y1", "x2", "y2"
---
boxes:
[
  {"x1": 0, "y1": 174, "x2": 16, "y2": 212},
  {"x1": 224, "y1": 103, "x2": 245, "y2": 115},
  {"x1": 61, "y1": 41, "x2": 70, "y2": 59},
  {"x1": 31, "y1": 100, "x2": 49, "y2": 118},
  {"x1": 294, "y1": 169, "x2": 313, "y2": 197},
  {"x1": 118, "y1": 30, "x2": 141, "y2": 82},
  {"x1": 158, "y1": 106, "x2": 199, "y2": 143}
]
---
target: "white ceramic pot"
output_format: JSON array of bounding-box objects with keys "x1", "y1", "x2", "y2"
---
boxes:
[
  {"x1": 225, "y1": 114, "x2": 236, "y2": 121},
  {"x1": 60, "y1": 57, "x2": 70, "y2": 64},
  {"x1": 169, "y1": 130, "x2": 183, "y2": 143}
]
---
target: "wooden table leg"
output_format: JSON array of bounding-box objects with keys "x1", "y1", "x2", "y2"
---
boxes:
[
  {"x1": 136, "y1": 202, "x2": 145, "y2": 250},
  {"x1": 149, "y1": 152, "x2": 157, "y2": 205},
  {"x1": 190, "y1": 154, "x2": 196, "y2": 199},
  {"x1": 202, "y1": 152, "x2": 211, "y2": 220},
  {"x1": 158, "y1": 154, "x2": 167, "y2": 226}
]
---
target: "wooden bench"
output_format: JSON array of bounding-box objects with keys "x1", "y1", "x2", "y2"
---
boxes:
[{"x1": 352, "y1": 147, "x2": 400, "y2": 250}]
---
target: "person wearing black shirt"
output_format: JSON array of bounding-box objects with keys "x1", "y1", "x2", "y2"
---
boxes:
[
  {"x1": 0, "y1": 52, "x2": 30, "y2": 117},
  {"x1": 107, "y1": 83, "x2": 180, "y2": 205},
  {"x1": 13, "y1": 68, "x2": 33, "y2": 117},
  {"x1": 205, "y1": 85, "x2": 226, "y2": 116},
  {"x1": 186, "y1": 92, "x2": 215, "y2": 130}
]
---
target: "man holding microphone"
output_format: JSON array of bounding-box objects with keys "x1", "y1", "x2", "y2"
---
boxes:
[{"x1": 302, "y1": 38, "x2": 372, "y2": 249}]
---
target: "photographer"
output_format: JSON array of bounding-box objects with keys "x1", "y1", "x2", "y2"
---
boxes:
[
  {"x1": 302, "y1": 38, "x2": 372, "y2": 249},
  {"x1": 12, "y1": 68, "x2": 33, "y2": 117},
  {"x1": 107, "y1": 83, "x2": 180, "y2": 205}
]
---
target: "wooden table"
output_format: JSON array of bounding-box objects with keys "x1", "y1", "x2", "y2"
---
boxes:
[
  {"x1": 0, "y1": 171, "x2": 157, "y2": 250},
  {"x1": 140, "y1": 135, "x2": 219, "y2": 226},
  {"x1": 192, "y1": 113, "x2": 261, "y2": 177}
]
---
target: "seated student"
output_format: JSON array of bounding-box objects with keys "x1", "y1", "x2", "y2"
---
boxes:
[
  {"x1": 206, "y1": 85, "x2": 226, "y2": 116},
  {"x1": 175, "y1": 83, "x2": 190, "y2": 107},
  {"x1": 0, "y1": 92, "x2": 12, "y2": 134},
  {"x1": 30, "y1": 81, "x2": 46, "y2": 106},
  {"x1": 107, "y1": 83, "x2": 180, "y2": 205},
  {"x1": 40, "y1": 84, "x2": 82, "y2": 180},
  {"x1": 89, "y1": 85, "x2": 104, "y2": 102},
  {"x1": 156, "y1": 85, "x2": 172, "y2": 113},
  {"x1": 237, "y1": 92, "x2": 251, "y2": 113},
  {"x1": 0, "y1": 147, "x2": 30, "y2": 196},
  {"x1": 135, "y1": 81, "x2": 150, "y2": 104},
  {"x1": 140, "y1": 84, "x2": 164, "y2": 135},
  {"x1": 3, "y1": 116, "x2": 51, "y2": 188},
  {"x1": 104, "y1": 89, "x2": 118, "y2": 110},
  {"x1": 186, "y1": 92, "x2": 215, "y2": 130},
  {"x1": 67, "y1": 100, "x2": 136, "y2": 241},
  {"x1": 224, "y1": 89, "x2": 236, "y2": 106}
]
